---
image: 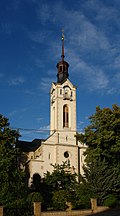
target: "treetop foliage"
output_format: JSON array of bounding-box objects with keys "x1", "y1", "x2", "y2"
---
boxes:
[
  {"x1": 44, "y1": 162, "x2": 77, "y2": 191},
  {"x1": 77, "y1": 104, "x2": 120, "y2": 206},
  {"x1": 77, "y1": 104, "x2": 120, "y2": 166},
  {"x1": 0, "y1": 114, "x2": 20, "y2": 148},
  {"x1": 0, "y1": 114, "x2": 27, "y2": 205}
]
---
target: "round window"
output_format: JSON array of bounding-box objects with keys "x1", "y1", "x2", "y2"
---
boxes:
[{"x1": 64, "y1": 151, "x2": 69, "y2": 158}]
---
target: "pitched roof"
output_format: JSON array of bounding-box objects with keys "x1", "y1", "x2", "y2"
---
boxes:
[{"x1": 17, "y1": 138, "x2": 44, "y2": 152}]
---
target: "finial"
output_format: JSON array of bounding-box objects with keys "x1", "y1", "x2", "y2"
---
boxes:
[
  {"x1": 61, "y1": 29, "x2": 65, "y2": 61},
  {"x1": 61, "y1": 29, "x2": 64, "y2": 41}
]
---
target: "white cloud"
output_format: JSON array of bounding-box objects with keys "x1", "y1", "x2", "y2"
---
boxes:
[
  {"x1": 12, "y1": 0, "x2": 22, "y2": 10},
  {"x1": 28, "y1": 0, "x2": 119, "y2": 95},
  {"x1": 8, "y1": 77, "x2": 25, "y2": 86},
  {"x1": 24, "y1": 89, "x2": 36, "y2": 95},
  {"x1": 107, "y1": 88, "x2": 117, "y2": 95},
  {"x1": 89, "y1": 69, "x2": 109, "y2": 91},
  {"x1": 37, "y1": 117, "x2": 43, "y2": 121},
  {"x1": 0, "y1": 73, "x2": 4, "y2": 78},
  {"x1": 39, "y1": 124, "x2": 50, "y2": 131},
  {"x1": 78, "y1": 121, "x2": 84, "y2": 126},
  {"x1": 29, "y1": 31, "x2": 46, "y2": 44},
  {"x1": 1, "y1": 22, "x2": 13, "y2": 35},
  {"x1": 115, "y1": 72, "x2": 120, "y2": 80},
  {"x1": 67, "y1": 52, "x2": 109, "y2": 91},
  {"x1": 77, "y1": 128, "x2": 84, "y2": 134},
  {"x1": 38, "y1": 77, "x2": 54, "y2": 92},
  {"x1": 9, "y1": 107, "x2": 29, "y2": 117},
  {"x1": 68, "y1": 15, "x2": 109, "y2": 52},
  {"x1": 114, "y1": 55, "x2": 120, "y2": 68},
  {"x1": 9, "y1": 110, "x2": 17, "y2": 116},
  {"x1": 38, "y1": 4, "x2": 50, "y2": 23},
  {"x1": 104, "y1": 70, "x2": 120, "y2": 94},
  {"x1": 34, "y1": 58, "x2": 44, "y2": 68}
]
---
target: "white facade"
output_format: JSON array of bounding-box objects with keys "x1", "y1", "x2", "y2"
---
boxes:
[
  {"x1": 50, "y1": 79, "x2": 76, "y2": 133},
  {"x1": 26, "y1": 38, "x2": 87, "y2": 184},
  {"x1": 27, "y1": 78, "x2": 86, "y2": 184}
]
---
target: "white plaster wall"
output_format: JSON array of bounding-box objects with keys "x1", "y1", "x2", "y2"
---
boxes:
[
  {"x1": 44, "y1": 131, "x2": 76, "y2": 147},
  {"x1": 50, "y1": 79, "x2": 76, "y2": 133},
  {"x1": 27, "y1": 78, "x2": 87, "y2": 183},
  {"x1": 42, "y1": 144, "x2": 56, "y2": 174},
  {"x1": 28, "y1": 141, "x2": 87, "y2": 184},
  {"x1": 28, "y1": 144, "x2": 56, "y2": 181},
  {"x1": 78, "y1": 142, "x2": 87, "y2": 176},
  {"x1": 55, "y1": 144, "x2": 79, "y2": 173}
]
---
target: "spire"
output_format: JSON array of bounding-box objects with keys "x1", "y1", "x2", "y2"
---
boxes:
[
  {"x1": 56, "y1": 31, "x2": 69, "y2": 83},
  {"x1": 61, "y1": 30, "x2": 65, "y2": 61}
]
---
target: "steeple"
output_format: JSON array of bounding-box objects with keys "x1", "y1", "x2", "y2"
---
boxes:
[
  {"x1": 56, "y1": 32, "x2": 69, "y2": 83},
  {"x1": 61, "y1": 32, "x2": 65, "y2": 61}
]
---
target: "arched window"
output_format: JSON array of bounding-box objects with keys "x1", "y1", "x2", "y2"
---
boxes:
[
  {"x1": 32, "y1": 173, "x2": 41, "y2": 189},
  {"x1": 63, "y1": 104, "x2": 69, "y2": 127}
]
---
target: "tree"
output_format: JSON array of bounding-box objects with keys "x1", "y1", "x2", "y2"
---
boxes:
[
  {"x1": 77, "y1": 104, "x2": 120, "y2": 205},
  {"x1": 0, "y1": 114, "x2": 28, "y2": 205},
  {"x1": 44, "y1": 162, "x2": 77, "y2": 191},
  {"x1": 81, "y1": 159, "x2": 120, "y2": 205},
  {"x1": 77, "y1": 104, "x2": 120, "y2": 166},
  {"x1": 51, "y1": 190, "x2": 69, "y2": 210},
  {"x1": 43, "y1": 162, "x2": 78, "y2": 210}
]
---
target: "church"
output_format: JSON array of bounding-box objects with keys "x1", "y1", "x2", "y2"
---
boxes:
[{"x1": 18, "y1": 34, "x2": 87, "y2": 185}]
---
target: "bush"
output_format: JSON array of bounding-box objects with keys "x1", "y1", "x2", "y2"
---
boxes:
[
  {"x1": 4, "y1": 200, "x2": 33, "y2": 216},
  {"x1": 27, "y1": 192, "x2": 43, "y2": 203},
  {"x1": 73, "y1": 184, "x2": 91, "y2": 209},
  {"x1": 104, "y1": 194, "x2": 118, "y2": 207},
  {"x1": 52, "y1": 190, "x2": 69, "y2": 210}
]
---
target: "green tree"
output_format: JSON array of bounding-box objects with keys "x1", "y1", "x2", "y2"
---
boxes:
[
  {"x1": 77, "y1": 104, "x2": 120, "y2": 205},
  {"x1": 52, "y1": 190, "x2": 69, "y2": 210},
  {"x1": 77, "y1": 104, "x2": 120, "y2": 166},
  {"x1": 43, "y1": 162, "x2": 78, "y2": 210},
  {"x1": 0, "y1": 114, "x2": 28, "y2": 205},
  {"x1": 44, "y1": 162, "x2": 77, "y2": 191},
  {"x1": 81, "y1": 160, "x2": 120, "y2": 205}
]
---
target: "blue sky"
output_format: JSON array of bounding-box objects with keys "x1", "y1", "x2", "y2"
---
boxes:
[{"x1": 0, "y1": 0, "x2": 120, "y2": 141}]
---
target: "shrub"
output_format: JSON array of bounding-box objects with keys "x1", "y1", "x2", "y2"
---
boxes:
[
  {"x1": 4, "y1": 200, "x2": 33, "y2": 216},
  {"x1": 104, "y1": 194, "x2": 118, "y2": 207},
  {"x1": 52, "y1": 190, "x2": 69, "y2": 210},
  {"x1": 27, "y1": 192, "x2": 43, "y2": 203}
]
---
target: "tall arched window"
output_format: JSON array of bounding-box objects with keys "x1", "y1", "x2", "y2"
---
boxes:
[{"x1": 63, "y1": 104, "x2": 69, "y2": 127}]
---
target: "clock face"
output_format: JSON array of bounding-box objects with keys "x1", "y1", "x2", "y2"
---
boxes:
[
  {"x1": 64, "y1": 85, "x2": 71, "y2": 95},
  {"x1": 65, "y1": 87, "x2": 68, "y2": 92}
]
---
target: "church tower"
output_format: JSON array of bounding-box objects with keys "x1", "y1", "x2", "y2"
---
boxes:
[
  {"x1": 20, "y1": 34, "x2": 87, "y2": 183},
  {"x1": 50, "y1": 33, "x2": 76, "y2": 136},
  {"x1": 49, "y1": 33, "x2": 78, "y2": 171}
]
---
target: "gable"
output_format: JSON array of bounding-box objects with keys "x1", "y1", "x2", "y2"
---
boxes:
[{"x1": 61, "y1": 78, "x2": 77, "y2": 89}]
